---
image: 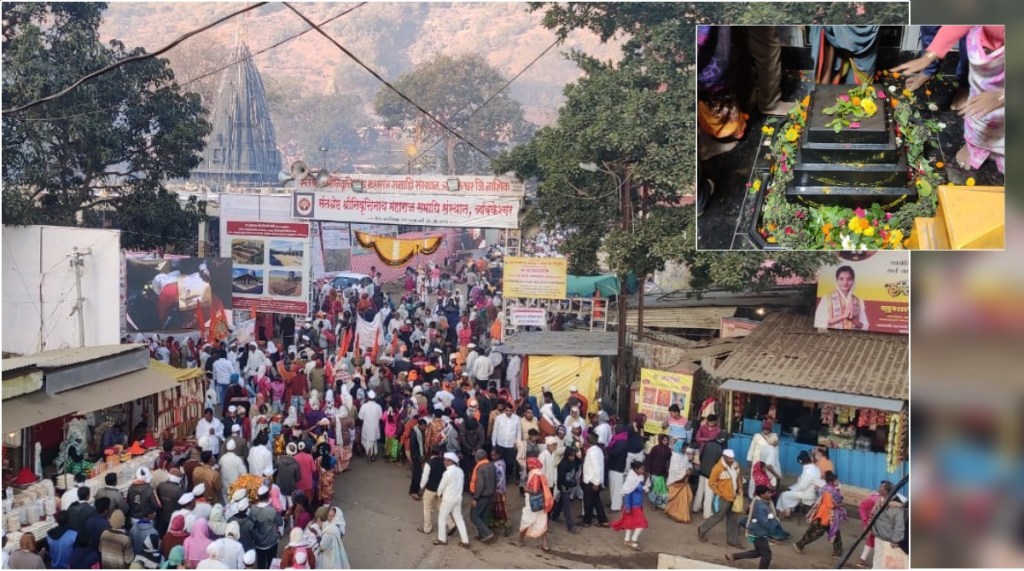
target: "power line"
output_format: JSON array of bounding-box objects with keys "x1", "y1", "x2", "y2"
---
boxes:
[
  {"x1": 281, "y1": 2, "x2": 496, "y2": 162},
  {"x1": 2, "y1": 2, "x2": 268, "y2": 115},
  {"x1": 394, "y1": 36, "x2": 561, "y2": 175}
]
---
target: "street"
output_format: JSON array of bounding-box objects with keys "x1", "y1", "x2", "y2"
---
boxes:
[{"x1": 330, "y1": 457, "x2": 864, "y2": 569}]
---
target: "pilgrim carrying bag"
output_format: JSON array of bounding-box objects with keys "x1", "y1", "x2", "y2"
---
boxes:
[{"x1": 529, "y1": 493, "x2": 545, "y2": 512}]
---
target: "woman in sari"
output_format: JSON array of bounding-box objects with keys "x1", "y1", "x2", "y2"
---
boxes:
[
  {"x1": 182, "y1": 518, "x2": 214, "y2": 568},
  {"x1": 697, "y1": 25, "x2": 746, "y2": 160},
  {"x1": 384, "y1": 407, "x2": 401, "y2": 463},
  {"x1": 317, "y1": 506, "x2": 351, "y2": 569},
  {"x1": 892, "y1": 26, "x2": 1004, "y2": 174},
  {"x1": 644, "y1": 434, "x2": 672, "y2": 510},
  {"x1": 517, "y1": 457, "x2": 554, "y2": 551},
  {"x1": 813, "y1": 266, "x2": 868, "y2": 331},
  {"x1": 795, "y1": 471, "x2": 848, "y2": 557},
  {"x1": 612, "y1": 461, "x2": 650, "y2": 551},
  {"x1": 316, "y1": 443, "x2": 337, "y2": 507},
  {"x1": 336, "y1": 405, "x2": 354, "y2": 473},
  {"x1": 810, "y1": 26, "x2": 880, "y2": 84},
  {"x1": 665, "y1": 440, "x2": 694, "y2": 524}
]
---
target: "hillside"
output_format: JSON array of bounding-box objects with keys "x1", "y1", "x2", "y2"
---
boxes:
[{"x1": 99, "y1": 2, "x2": 621, "y2": 129}]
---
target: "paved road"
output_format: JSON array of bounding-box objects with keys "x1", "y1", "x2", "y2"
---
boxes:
[{"x1": 329, "y1": 456, "x2": 863, "y2": 569}]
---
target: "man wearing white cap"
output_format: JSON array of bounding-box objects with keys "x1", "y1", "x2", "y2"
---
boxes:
[
  {"x1": 465, "y1": 343, "x2": 480, "y2": 374},
  {"x1": 242, "y1": 550, "x2": 257, "y2": 569},
  {"x1": 358, "y1": 390, "x2": 384, "y2": 463},
  {"x1": 539, "y1": 437, "x2": 559, "y2": 496},
  {"x1": 697, "y1": 448, "x2": 742, "y2": 548},
  {"x1": 434, "y1": 452, "x2": 470, "y2": 547},
  {"x1": 227, "y1": 422, "x2": 249, "y2": 460},
  {"x1": 194, "y1": 407, "x2": 224, "y2": 457},
  {"x1": 249, "y1": 484, "x2": 283, "y2": 568},
  {"x1": 247, "y1": 434, "x2": 274, "y2": 479},
  {"x1": 127, "y1": 467, "x2": 161, "y2": 526},
  {"x1": 219, "y1": 439, "x2": 248, "y2": 502}
]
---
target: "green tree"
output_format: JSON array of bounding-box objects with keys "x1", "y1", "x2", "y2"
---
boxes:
[
  {"x1": 496, "y1": 3, "x2": 905, "y2": 291},
  {"x1": 374, "y1": 53, "x2": 534, "y2": 175},
  {"x1": 2, "y1": 2, "x2": 210, "y2": 250}
]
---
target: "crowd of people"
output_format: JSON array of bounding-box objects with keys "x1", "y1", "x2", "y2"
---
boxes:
[{"x1": 12, "y1": 251, "x2": 912, "y2": 570}]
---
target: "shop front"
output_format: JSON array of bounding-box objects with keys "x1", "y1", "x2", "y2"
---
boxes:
[
  {"x1": 2, "y1": 345, "x2": 203, "y2": 549},
  {"x1": 709, "y1": 313, "x2": 908, "y2": 491}
]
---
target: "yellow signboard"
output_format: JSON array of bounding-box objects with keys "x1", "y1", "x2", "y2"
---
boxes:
[
  {"x1": 503, "y1": 256, "x2": 568, "y2": 300},
  {"x1": 638, "y1": 368, "x2": 694, "y2": 435}
]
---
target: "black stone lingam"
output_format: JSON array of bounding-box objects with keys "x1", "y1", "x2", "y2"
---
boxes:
[{"x1": 785, "y1": 84, "x2": 916, "y2": 209}]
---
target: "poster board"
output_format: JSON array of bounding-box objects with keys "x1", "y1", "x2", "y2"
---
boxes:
[
  {"x1": 638, "y1": 368, "x2": 694, "y2": 435},
  {"x1": 221, "y1": 219, "x2": 311, "y2": 315},
  {"x1": 814, "y1": 252, "x2": 909, "y2": 334},
  {"x1": 503, "y1": 257, "x2": 568, "y2": 300}
]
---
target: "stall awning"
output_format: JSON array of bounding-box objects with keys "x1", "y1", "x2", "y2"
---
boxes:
[
  {"x1": 2, "y1": 366, "x2": 182, "y2": 433},
  {"x1": 719, "y1": 379, "x2": 905, "y2": 412}
]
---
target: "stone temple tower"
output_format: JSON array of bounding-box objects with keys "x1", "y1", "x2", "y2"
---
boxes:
[{"x1": 190, "y1": 39, "x2": 281, "y2": 188}]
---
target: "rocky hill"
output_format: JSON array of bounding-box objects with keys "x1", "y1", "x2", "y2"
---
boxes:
[{"x1": 99, "y1": 2, "x2": 622, "y2": 128}]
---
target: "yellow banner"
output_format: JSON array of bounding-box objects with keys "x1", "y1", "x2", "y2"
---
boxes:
[
  {"x1": 503, "y1": 256, "x2": 567, "y2": 300},
  {"x1": 638, "y1": 368, "x2": 694, "y2": 435}
]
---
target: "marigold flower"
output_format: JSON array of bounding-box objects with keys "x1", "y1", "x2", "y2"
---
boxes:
[
  {"x1": 801, "y1": 95, "x2": 811, "y2": 107},
  {"x1": 863, "y1": 226, "x2": 876, "y2": 237},
  {"x1": 892, "y1": 71, "x2": 900, "y2": 79},
  {"x1": 752, "y1": 180, "x2": 762, "y2": 191},
  {"x1": 822, "y1": 223, "x2": 834, "y2": 236},
  {"x1": 925, "y1": 89, "x2": 932, "y2": 96},
  {"x1": 785, "y1": 128, "x2": 799, "y2": 142},
  {"x1": 851, "y1": 96, "x2": 862, "y2": 106},
  {"x1": 935, "y1": 161, "x2": 944, "y2": 169},
  {"x1": 861, "y1": 98, "x2": 878, "y2": 116},
  {"x1": 891, "y1": 99, "x2": 899, "y2": 108},
  {"x1": 766, "y1": 236, "x2": 778, "y2": 244},
  {"x1": 966, "y1": 177, "x2": 976, "y2": 186},
  {"x1": 902, "y1": 89, "x2": 912, "y2": 98}
]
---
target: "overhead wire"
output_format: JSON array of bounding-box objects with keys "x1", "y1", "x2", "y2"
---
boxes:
[
  {"x1": 281, "y1": 2, "x2": 496, "y2": 162},
  {"x1": 393, "y1": 36, "x2": 561, "y2": 175},
  {"x1": 2, "y1": 2, "x2": 268, "y2": 115},
  {"x1": 15, "y1": 2, "x2": 368, "y2": 124}
]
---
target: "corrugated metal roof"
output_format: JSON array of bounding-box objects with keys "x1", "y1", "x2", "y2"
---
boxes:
[
  {"x1": 613, "y1": 306, "x2": 738, "y2": 329},
  {"x1": 493, "y1": 331, "x2": 619, "y2": 356},
  {"x1": 2, "y1": 344, "x2": 146, "y2": 374},
  {"x1": 710, "y1": 313, "x2": 908, "y2": 401}
]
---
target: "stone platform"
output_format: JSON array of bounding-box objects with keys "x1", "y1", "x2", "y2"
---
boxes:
[{"x1": 786, "y1": 84, "x2": 916, "y2": 208}]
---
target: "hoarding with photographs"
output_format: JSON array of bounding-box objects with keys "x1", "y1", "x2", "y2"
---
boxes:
[
  {"x1": 125, "y1": 257, "x2": 233, "y2": 332},
  {"x1": 814, "y1": 251, "x2": 909, "y2": 335},
  {"x1": 638, "y1": 368, "x2": 694, "y2": 435},
  {"x1": 218, "y1": 218, "x2": 309, "y2": 317}
]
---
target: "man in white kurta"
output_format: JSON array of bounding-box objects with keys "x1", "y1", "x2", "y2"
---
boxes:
[
  {"x1": 218, "y1": 440, "x2": 248, "y2": 503},
  {"x1": 358, "y1": 391, "x2": 384, "y2": 461},
  {"x1": 776, "y1": 452, "x2": 822, "y2": 516},
  {"x1": 435, "y1": 453, "x2": 470, "y2": 545}
]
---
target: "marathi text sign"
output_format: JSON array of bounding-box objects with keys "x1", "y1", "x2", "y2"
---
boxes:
[
  {"x1": 298, "y1": 174, "x2": 525, "y2": 196},
  {"x1": 292, "y1": 191, "x2": 520, "y2": 229},
  {"x1": 814, "y1": 252, "x2": 909, "y2": 335},
  {"x1": 510, "y1": 307, "x2": 547, "y2": 328},
  {"x1": 720, "y1": 317, "x2": 761, "y2": 338},
  {"x1": 221, "y1": 220, "x2": 311, "y2": 315},
  {"x1": 503, "y1": 257, "x2": 568, "y2": 300},
  {"x1": 639, "y1": 368, "x2": 694, "y2": 435}
]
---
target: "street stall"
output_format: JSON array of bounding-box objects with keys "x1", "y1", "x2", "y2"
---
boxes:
[
  {"x1": 492, "y1": 330, "x2": 618, "y2": 409},
  {"x1": 1, "y1": 345, "x2": 198, "y2": 550},
  {"x1": 709, "y1": 313, "x2": 908, "y2": 490}
]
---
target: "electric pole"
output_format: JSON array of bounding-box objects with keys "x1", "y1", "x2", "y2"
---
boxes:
[{"x1": 69, "y1": 248, "x2": 91, "y2": 348}]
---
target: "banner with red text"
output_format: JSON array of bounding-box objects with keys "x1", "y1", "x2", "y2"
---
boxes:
[
  {"x1": 220, "y1": 220, "x2": 311, "y2": 315},
  {"x1": 298, "y1": 174, "x2": 524, "y2": 196},
  {"x1": 503, "y1": 257, "x2": 568, "y2": 300},
  {"x1": 292, "y1": 190, "x2": 521, "y2": 229}
]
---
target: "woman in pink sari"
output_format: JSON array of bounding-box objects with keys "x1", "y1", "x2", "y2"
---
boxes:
[{"x1": 893, "y1": 26, "x2": 1004, "y2": 173}]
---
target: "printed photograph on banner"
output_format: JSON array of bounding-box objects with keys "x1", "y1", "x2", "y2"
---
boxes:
[
  {"x1": 124, "y1": 257, "x2": 233, "y2": 332},
  {"x1": 268, "y1": 270, "x2": 303, "y2": 297},
  {"x1": 230, "y1": 239, "x2": 264, "y2": 265},
  {"x1": 814, "y1": 251, "x2": 908, "y2": 334},
  {"x1": 231, "y1": 268, "x2": 264, "y2": 295},
  {"x1": 268, "y1": 239, "x2": 305, "y2": 267},
  {"x1": 696, "y1": 25, "x2": 1005, "y2": 252}
]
